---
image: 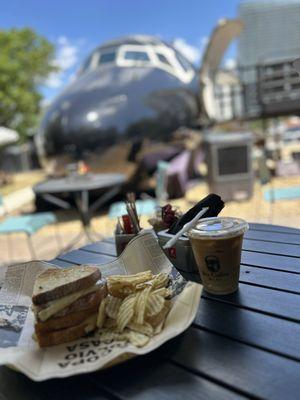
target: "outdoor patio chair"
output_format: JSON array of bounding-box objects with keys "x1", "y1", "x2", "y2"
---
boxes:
[
  {"x1": 0, "y1": 195, "x2": 59, "y2": 261},
  {"x1": 164, "y1": 150, "x2": 192, "y2": 199}
]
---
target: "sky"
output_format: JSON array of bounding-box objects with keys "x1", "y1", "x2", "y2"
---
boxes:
[{"x1": 1, "y1": 0, "x2": 241, "y2": 102}]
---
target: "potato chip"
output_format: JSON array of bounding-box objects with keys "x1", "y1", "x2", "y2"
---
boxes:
[
  {"x1": 152, "y1": 287, "x2": 172, "y2": 298},
  {"x1": 96, "y1": 297, "x2": 106, "y2": 328},
  {"x1": 104, "y1": 317, "x2": 117, "y2": 329},
  {"x1": 106, "y1": 295, "x2": 122, "y2": 319},
  {"x1": 151, "y1": 273, "x2": 169, "y2": 289},
  {"x1": 127, "y1": 321, "x2": 154, "y2": 337},
  {"x1": 98, "y1": 271, "x2": 173, "y2": 348},
  {"x1": 127, "y1": 331, "x2": 150, "y2": 347},
  {"x1": 135, "y1": 286, "x2": 152, "y2": 324},
  {"x1": 107, "y1": 271, "x2": 152, "y2": 283},
  {"x1": 136, "y1": 272, "x2": 169, "y2": 290},
  {"x1": 99, "y1": 330, "x2": 129, "y2": 343},
  {"x1": 153, "y1": 321, "x2": 164, "y2": 335},
  {"x1": 117, "y1": 294, "x2": 136, "y2": 332},
  {"x1": 146, "y1": 301, "x2": 171, "y2": 327},
  {"x1": 107, "y1": 271, "x2": 153, "y2": 297},
  {"x1": 145, "y1": 293, "x2": 165, "y2": 317}
]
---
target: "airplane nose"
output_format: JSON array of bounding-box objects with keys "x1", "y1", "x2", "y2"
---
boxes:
[{"x1": 39, "y1": 93, "x2": 128, "y2": 158}]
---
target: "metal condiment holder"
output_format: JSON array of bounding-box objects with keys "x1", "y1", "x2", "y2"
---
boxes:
[{"x1": 157, "y1": 229, "x2": 199, "y2": 276}]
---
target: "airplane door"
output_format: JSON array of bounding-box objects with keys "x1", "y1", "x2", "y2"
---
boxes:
[{"x1": 199, "y1": 19, "x2": 244, "y2": 122}]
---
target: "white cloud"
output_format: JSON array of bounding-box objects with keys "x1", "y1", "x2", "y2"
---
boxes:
[
  {"x1": 172, "y1": 36, "x2": 209, "y2": 65},
  {"x1": 54, "y1": 36, "x2": 78, "y2": 70},
  {"x1": 45, "y1": 72, "x2": 63, "y2": 89},
  {"x1": 224, "y1": 58, "x2": 237, "y2": 70},
  {"x1": 44, "y1": 36, "x2": 84, "y2": 89},
  {"x1": 200, "y1": 36, "x2": 209, "y2": 48}
]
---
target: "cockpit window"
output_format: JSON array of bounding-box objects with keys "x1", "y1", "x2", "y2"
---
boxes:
[
  {"x1": 98, "y1": 52, "x2": 116, "y2": 64},
  {"x1": 157, "y1": 53, "x2": 171, "y2": 66},
  {"x1": 176, "y1": 52, "x2": 192, "y2": 72},
  {"x1": 124, "y1": 51, "x2": 150, "y2": 62}
]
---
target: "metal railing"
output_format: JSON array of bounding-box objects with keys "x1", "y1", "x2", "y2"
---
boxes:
[{"x1": 214, "y1": 60, "x2": 300, "y2": 121}]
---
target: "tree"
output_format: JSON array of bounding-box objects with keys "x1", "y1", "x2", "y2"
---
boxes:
[{"x1": 0, "y1": 28, "x2": 57, "y2": 142}]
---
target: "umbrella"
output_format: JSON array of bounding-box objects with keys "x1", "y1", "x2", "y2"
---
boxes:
[{"x1": 0, "y1": 127, "x2": 19, "y2": 147}]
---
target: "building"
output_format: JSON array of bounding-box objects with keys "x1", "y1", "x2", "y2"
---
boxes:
[
  {"x1": 233, "y1": 1, "x2": 300, "y2": 118},
  {"x1": 238, "y1": 0, "x2": 300, "y2": 67}
]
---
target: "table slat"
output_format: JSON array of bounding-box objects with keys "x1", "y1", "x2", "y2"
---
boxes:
[
  {"x1": 249, "y1": 223, "x2": 300, "y2": 235},
  {"x1": 242, "y1": 238, "x2": 300, "y2": 258},
  {"x1": 171, "y1": 328, "x2": 300, "y2": 400},
  {"x1": 241, "y1": 250, "x2": 300, "y2": 272},
  {"x1": 48, "y1": 259, "x2": 75, "y2": 268},
  {"x1": 195, "y1": 297, "x2": 300, "y2": 361},
  {"x1": 58, "y1": 249, "x2": 115, "y2": 265},
  {"x1": 240, "y1": 265, "x2": 300, "y2": 294},
  {"x1": 81, "y1": 241, "x2": 117, "y2": 256},
  {"x1": 88, "y1": 359, "x2": 247, "y2": 400},
  {"x1": 204, "y1": 283, "x2": 300, "y2": 322},
  {"x1": 0, "y1": 366, "x2": 112, "y2": 400},
  {"x1": 245, "y1": 230, "x2": 300, "y2": 245}
]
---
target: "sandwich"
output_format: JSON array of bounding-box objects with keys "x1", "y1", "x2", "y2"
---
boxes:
[{"x1": 32, "y1": 265, "x2": 107, "y2": 347}]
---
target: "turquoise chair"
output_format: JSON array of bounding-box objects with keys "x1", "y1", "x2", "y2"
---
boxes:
[
  {"x1": 0, "y1": 195, "x2": 58, "y2": 260},
  {"x1": 109, "y1": 198, "x2": 158, "y2": 218},
  {"x1": 108, "y1": 161, "x2": 169, "y2": 219},
  {"x1": 264, "y1": 186, "x2": 300, "y2": 202}
]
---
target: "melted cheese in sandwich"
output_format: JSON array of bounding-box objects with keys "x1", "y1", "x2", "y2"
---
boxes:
[{"x1": 37, "y1": 284, "x2": 99, "y2": 322}]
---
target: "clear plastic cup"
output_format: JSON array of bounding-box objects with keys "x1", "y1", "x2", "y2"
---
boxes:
[{"x1": 187, "y1": 217, "x2": 248, "y2": 295}]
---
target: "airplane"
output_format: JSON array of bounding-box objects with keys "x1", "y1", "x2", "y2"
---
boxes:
[{"x1": 35, "y1": 20, "x2": 244, "y2": 185}]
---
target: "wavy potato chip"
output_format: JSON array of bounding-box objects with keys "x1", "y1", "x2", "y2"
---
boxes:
[
  {"x1": 135, "y1": 286, "x2": 152, "y2": 324},
  {"x1": 99, "y1": 329, "x2": 129, "y2": 343},
  {"x1": 153, "y1": 321, "x2": 164, "y2": 335},
  {"x1": 117, "y1": 294, "x2": 136, "y2": 332},
  {"x1": 107, "y1": 271, "x2": 153, "y2": 298},
  {"x1": 106, "y1": 295, "x2": 122, "y2": 319},
  {"x1": 146, "y1": 301, "x2": 171, "y2": 327},
  {"x1": 127, "y1": 321, "x2": 154, "y2": 336},
  {"x1": 98, "y1": 270, "x2": 172, "y2": 348},
  {"x1": 96, "y1": 297, "x2": 107, "y2": 328},
  {"x1": 104, "y1": 317, "x2": 117, "y2": 329},
  {"x1": 152, "y1": 287, "x2": 172, "y2": 298},
  {"x1": 146, "y1": 293, "x2": 165, "y2": 317},
  {"x1": 136, "y1": 272, "x2": 169, "y2": 290},
  {"x1": 127, "y1": 331, "x2": 150, "y2": 347}
]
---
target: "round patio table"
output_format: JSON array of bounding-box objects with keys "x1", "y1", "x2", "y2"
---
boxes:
[
  {"x1": 1, "y1": 222, "x2": 300, "y2": 399},
  {"x1": 33, "y1": 173, "x2": 126, "y2": 246}
]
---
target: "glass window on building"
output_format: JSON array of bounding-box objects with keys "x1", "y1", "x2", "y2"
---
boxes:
[{"x1": 124, "y1": 51, "x2": 150, "y2": 62}]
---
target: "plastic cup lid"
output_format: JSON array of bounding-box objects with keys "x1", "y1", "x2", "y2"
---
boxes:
[{"x1": 187, "y1": 217, "x2": 248, "y2": 239}]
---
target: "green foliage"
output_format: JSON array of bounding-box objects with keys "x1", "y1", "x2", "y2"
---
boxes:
[{"x1": 0, "y1": 28, "x2": 57, "y2": 142}]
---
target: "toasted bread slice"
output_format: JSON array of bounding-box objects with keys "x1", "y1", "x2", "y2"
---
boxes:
[
  {"x1": 34, "y1": 281, "x2": 107, "y2": 317},
  {"x1": 35, "y1": 305, "x2": 99, "y2": 333},
  {"x1": 36, "y1": 314, "x2": 97, "y2": 347},
  {"x1": 32, "y1": 265, "x2": 101, "y2": 305}
]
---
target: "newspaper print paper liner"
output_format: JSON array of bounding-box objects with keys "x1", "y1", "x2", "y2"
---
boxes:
[{"x1": 0, "y1": 232, "x2": 202, "y2": 381}]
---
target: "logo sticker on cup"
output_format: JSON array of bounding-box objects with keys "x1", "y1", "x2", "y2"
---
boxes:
[{"x1": 205, "y1": 255, "x2": 220, "y2": 273}]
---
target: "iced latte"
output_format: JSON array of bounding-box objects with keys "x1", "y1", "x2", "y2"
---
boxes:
[{"x1": 188, "y1": 217, "x2": 248, "y2": 295}]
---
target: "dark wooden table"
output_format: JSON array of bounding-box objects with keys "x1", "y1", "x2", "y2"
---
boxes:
[{"x1": 1, "y1": 222, "x2": 300, "y2": 399}]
